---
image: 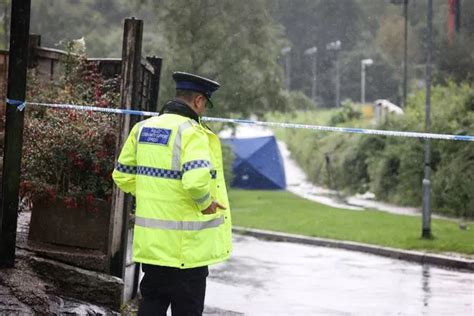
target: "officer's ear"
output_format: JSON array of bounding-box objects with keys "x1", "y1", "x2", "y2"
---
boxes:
[
  {"x1": 194, "y1": 94, "x2": 206, "y2": 107},
  {"x1": 190, "y1": 94, "x2": 201, "y2": 111}
]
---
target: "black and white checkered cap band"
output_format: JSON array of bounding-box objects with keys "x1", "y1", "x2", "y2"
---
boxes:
[{"x1": 116, "y1": 163, "x2": 137, "y2": 174}]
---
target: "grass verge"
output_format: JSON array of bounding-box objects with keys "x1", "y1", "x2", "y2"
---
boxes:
[{"x1": 229, "y1": 190, "x2": 474, "y2": 256}]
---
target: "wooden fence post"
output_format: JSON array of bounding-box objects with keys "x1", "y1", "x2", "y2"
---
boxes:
[
  {"x1": 146, "y1": 56, "x2": 162, "y2": 112},
  {"x1": 27, "y1": 34, "x2": 40, "y2": 68},
  {"x1": 0, "y1": 0, "x2": 31, "y2": 268},
  {"x1": 108, "y1": 17, "x2": 143, "y2": 278}
]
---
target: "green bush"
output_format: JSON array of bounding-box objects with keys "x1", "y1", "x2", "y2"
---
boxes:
[
  {"x1": 432, "y1": 144, "x2": 474, "y2": 217},
  {"x1": 268, "y1": 82, "x2": 474, "y2": 218},
  {"x1": 341, "y1": 135, "x2": 385, "y2": 194},
  {"x1": 329, "y1": 101, "x2": 362, "y2": 125},
  {"x1": 368, "y1": 146, "x2": 400, "y2": 202},
  {"x1": 286, "y1": 90, "x2": 317, "y2": 111}
]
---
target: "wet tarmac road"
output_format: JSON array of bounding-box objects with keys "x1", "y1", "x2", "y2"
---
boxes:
[{"x1": 206, "y1": 235, "x2": 474, "y2": 315}]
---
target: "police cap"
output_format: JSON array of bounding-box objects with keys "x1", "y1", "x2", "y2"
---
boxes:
[{"x1": 173, "y1": 71, "x2": 220, "y2": 108}]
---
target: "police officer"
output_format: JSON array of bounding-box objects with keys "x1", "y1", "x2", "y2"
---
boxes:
[{"x1": 113, "y1": 72, "x2": 232, "y2": 315}]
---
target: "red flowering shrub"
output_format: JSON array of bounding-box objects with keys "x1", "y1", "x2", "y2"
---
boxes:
[{"x1": 20, "y1": 45, "x2": 120, "y2": 210}]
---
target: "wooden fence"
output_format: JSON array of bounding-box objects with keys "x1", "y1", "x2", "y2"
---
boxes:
[
  {"x1": 0, "y1": 24, "x2": 163, "y2": 306},
  {"x1": 0, "y1": 34, "x2": 162, "y2": 113}
]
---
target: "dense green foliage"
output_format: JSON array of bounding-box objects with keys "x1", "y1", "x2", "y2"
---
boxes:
[
  {"x1": 29, "y1": 0, "x2": 143, "y2": 57},
  {"x1": 268, "y1": 83, "x2": 474, "y2": 217},
  {"x1": 1, "y1": 1, "x2": 472, "y2": 217},
  {"x1": 0, "y1": 1, "x2": 471, "y2": 110},
  {"x1": 151, "y1": 0, "x2": 288, "y2": 118},
  {"x1": 25, "y1": 0, "x2": 290, "y2": 116},
  {"x1": 273, "y1": 0, "x2": 474, "y2": 106},
  {"x1": 230, "y1": 190, "x2": 474, "y2": 255}
]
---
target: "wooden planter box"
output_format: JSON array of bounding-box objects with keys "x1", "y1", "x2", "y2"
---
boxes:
[{"x1": 29, "y1": 198, "x2": 111, "y2": 252}]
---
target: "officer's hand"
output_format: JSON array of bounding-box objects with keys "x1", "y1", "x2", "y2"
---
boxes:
[{"x1": 202, "y1": 201, "x2": 226, "y2": 215}]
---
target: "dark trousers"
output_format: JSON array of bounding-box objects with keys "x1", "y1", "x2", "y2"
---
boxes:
[{"x1": 138, "y1": 263, "x2": 209, "y2": 316}]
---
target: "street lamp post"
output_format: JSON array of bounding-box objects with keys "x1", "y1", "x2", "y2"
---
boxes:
[
  {"x1": 281, "y1": 46, "x2": 291, "y2": 89},
  {"x1": 403, "y1": 0, "x2": 408, "y2": 108},
  {"x1": 304, "y1": 46, "x2": 318, "y2": 103},
  {"x1": 361, "y1": 58, "x2": 373, "y2": 104},
  {"x1": 326, "y1": 40, "x2": 341, "y2": 107},
  {"x1": 422, "y1": 0, "x2": 433, "y2": 239},
  {"x1": 390, "y1": 0, "x2": 409, "y2": 108}
]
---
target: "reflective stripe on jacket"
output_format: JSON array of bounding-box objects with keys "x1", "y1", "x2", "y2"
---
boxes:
[{"x1": 112, "y1": 113, "x2": 232, "y2": 269}]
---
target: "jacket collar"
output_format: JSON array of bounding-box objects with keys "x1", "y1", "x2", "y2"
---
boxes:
[{"x1": 159, "y1": 99, "x2": 199, "y2": 122}]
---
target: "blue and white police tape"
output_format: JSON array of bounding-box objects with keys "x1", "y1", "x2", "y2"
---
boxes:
[
  {"x1": 203, "y1": 117, "x2": 474, "y2": 142},
  {"x1": 6, "y1": 99, "x2": 474, "y2": 142},
  {"x1": 25, "y1": 101, "x2": 160, "y2": 117},
  {"x1": 6, "y1": 98, "x2": 27, "y2": 111}
]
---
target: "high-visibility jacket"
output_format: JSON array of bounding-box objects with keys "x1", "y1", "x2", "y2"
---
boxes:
[{"x1": 112, "y1": 110, "x2": 232, "y2": 269}]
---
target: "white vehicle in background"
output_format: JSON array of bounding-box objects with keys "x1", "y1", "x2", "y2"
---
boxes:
[{"x1": 373, "y1": 99, "x2": 404, "y2": 124}]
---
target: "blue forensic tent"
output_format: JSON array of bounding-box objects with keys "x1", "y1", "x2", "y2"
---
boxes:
[{"x1": 223, "y1": 136, "x2": 286, "y2": 190}]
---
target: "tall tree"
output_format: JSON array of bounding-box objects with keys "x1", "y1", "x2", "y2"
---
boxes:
[
  {"x1": 153, "y1": 0, "x2": 288, "y2": 117},
  {"x1": 29, "y1": 0, "x2": 142, "y2": 57}
]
